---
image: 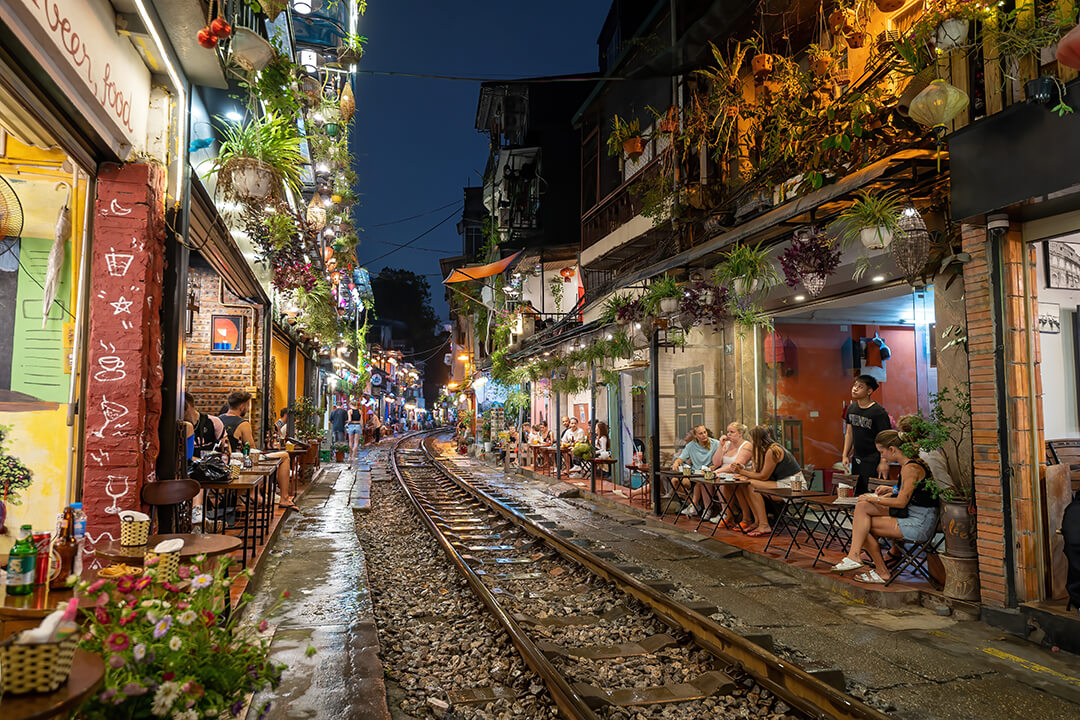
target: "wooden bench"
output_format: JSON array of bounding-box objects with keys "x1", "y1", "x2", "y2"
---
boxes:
[{"x1": 1045, "y1": 439, "x2": 1080, "y2": 493}]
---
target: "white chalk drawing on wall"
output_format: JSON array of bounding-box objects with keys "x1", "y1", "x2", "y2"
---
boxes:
[
  {"x1": 105, "y1": 248, "x2": 133, "y2": 277},
  {"x1": 108, "y1": 199, "x2": 132, "y2": 216},
  {"x1": 91, "y1": 396, "x2": 129, "y2": 439},
  {"x1": 110, "y1": 296, "x2": 132, "y2": 314},
  {"x1": 93, "y1": 356, "x2": 127, "y2": 383},
  {"x1": 104, "y1": 474, "x2": 131, "y2": 515}
]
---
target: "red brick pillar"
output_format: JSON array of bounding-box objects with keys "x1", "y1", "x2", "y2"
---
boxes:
[{"x1": 82, "y1": 163, "x2": 166, "y2": 561}]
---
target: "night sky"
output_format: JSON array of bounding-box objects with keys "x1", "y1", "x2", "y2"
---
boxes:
[{"x1": 352, "y1": 1, "x2": 610, "y2": 321}]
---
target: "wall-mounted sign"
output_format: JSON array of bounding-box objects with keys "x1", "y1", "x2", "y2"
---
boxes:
[
  {"x1": 2, "y1": 0, "x2": 152, "y2": 156},
  {"x1": 370, "y1": 374, "x2": 382, "y2": 386}
]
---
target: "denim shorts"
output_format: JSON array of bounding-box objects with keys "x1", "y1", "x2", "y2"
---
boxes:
[
  {"x1": 897, "y1": 504, "x2": 938, "y2": 542},
  {"x1": 346, "y1": 423, "x2": 363, "y2": 436}
]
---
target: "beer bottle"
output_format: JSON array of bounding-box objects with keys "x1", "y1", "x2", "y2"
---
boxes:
[
  {"x1": 7, "y1": 524, "x2": 36, "y2": 595},
  {"x1": 50, "y1": 507, "x2": 78, "y2": 589}
]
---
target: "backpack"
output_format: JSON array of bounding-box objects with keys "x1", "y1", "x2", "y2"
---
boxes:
[{"x1": 1063, "y1": 492, "x2": 1080, "y2": 610}]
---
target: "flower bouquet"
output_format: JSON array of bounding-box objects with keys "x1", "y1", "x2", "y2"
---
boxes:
[{"x1": 75, "y1": 554, "x2": 287, "y2": 719}]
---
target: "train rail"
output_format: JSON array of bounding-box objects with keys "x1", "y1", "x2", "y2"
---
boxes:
[{"x1": 389, "y1": 430, "x2": 891, "y2": 720}]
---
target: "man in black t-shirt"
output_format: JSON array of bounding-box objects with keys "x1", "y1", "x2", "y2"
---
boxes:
[
  {"x1": 329, "y1": 403, "x2": 348, "y2": 443},
  {"x1": 842, "y1": 374, "x2": 891, "y2": 495}
]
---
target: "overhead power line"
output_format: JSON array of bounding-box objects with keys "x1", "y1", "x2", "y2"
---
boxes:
[
  {"x1": 366, "y1": 200, "x2": 462, "y2": 227},
  {"x1": 356, "y1": 207, "x2": 460, "y2": 267}
]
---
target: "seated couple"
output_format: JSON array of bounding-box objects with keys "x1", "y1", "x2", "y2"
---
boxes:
[
  {"x1": 830, "y1": 428, "x2": 940, "y2": 584},
  {"x1": 671, "y1": 424, "x2": 802, "y2": 537}
]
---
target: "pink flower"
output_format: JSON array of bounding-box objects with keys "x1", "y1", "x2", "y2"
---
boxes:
[
  {"x1": 87, "y1": 579, "x2": 108, "y2": 594},
  {"x1": 119, "y1": 611, "x2": 138, "y2": 627},
  {"x1": 134, "y1": 577, "x2": 151, "y2": 591},
  {"x1": 106, "y1": 632, "x2": 130, "y2": 652},
  {"x1": 177, "y1": 601, "x2": 190, "y2": 610},
  {"x1": 202, "y1": 611, "x2": 216, "y2": 627},
  {"x1": 177, "y1": 565, "x2": 192, "y2": 580},
  {"x1": 121, "y1": 682, "x2": 147, "y2": 696},
  {"x1": 258, "y1": 620, "x2": 268, "y2": 632},
  {"x1": 162, "y1": 581, "x2": 182, "y2": 594},
  {"x1": 108, "y1": 654, "x2": 126, "y2": 669},
  {"x1": 116, "y1": 576, "x2": 136, "y2": 594},
  {"x1": 94, "y1": 607, "x2": 109, "y2": 623},
  {"x1": 96, "y1": 592, "x2": 110, "y2": 607},
  {"x1": 162, "y1": 671, "x2": 175, "y2": 682}
]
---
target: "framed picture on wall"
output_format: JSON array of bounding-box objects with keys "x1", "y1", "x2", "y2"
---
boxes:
[
  {"x1": 1044, "y1": 239, "x2": 1080, "y2": 289},
  {"x1": 210, "y1": 314, "x2": 245, "y2": 354},
  {"x1": 1039, "y1": 302, "x2": 1061, "y2": 334}
]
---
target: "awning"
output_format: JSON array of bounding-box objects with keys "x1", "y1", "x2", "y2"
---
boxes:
[{"x1": 443, "y1": 250, "x2": 522, "y2": 284}]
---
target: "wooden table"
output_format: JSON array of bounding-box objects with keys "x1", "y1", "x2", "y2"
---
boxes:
[
  {"x1": 623, "y1": 464, "x2": 651, "y2": 504},
  {"x1": 93, "y1": 533, "x2": 242, "y2": 566},
  {"x1": 200, "y1": 469, "x2": 271, "y2": 568},
  {"x1": 533, "y1": 446, "x2": 556, "y2": 475},
  {"x1": 0, "y1": 649, "x2": 104, "y2": 719},
  {"x1": 657, "y1": 470, "x2": 706, "y2": 518},
  {"x1": 753, "y1": 487, "x2": 833, "y2": 558}
]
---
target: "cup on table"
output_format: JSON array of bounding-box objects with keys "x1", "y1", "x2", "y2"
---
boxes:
[
  {"x1": 681, "y1": 465, "x2": 693, "y2": 477},
  {"x1": 837, "y1": 483, "x2": 854, "y2": 499},
  {"x1": 789, "y1": 477, "x2": 805, "y2": 492},
  {"x1": 250, "y1": 449, "x2": 261, "y2": 464}
]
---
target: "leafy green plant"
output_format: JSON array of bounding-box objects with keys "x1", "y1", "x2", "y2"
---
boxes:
[
  {"x1": 834, "y1": 190, "x2": 905, "y2": 248},
  {"x1": 600, "y1": 293, "x2": 639, "y2": 324},
  {"x1": 291, "y1": 395, "x2": 322, "y2": 441},
  {"x1": 212, "y1": 114, "x2": 306, "y2": 201},
  {"x1": 331, "y1": 442, "x2": 350, "y2": 453},
  {"x1": 712, "y1": 243, "x2": 780, "y2": 292},
  {"x1": 641, "y1": 276, "x2": 683, "y2": 316},
  {"x1": 899, "y1": 386, "x2": 972, "y2": 501},
  {"x1": 727, "y1": 300, "x2": 774, "y2": 335},
  {"x1": 0, "y1": 424, "x2": 32, "y2": 505},
  {"x1": 606, "y1": 115, "x2": 644, "y2": 157},
  {"x1": 549, "y1": 276, "x2": 564, "y2": 314}
]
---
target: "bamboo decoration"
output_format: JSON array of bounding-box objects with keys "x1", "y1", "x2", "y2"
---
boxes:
[{"x1": 339, "y1": 84, "x2": 356, "y2": 124}]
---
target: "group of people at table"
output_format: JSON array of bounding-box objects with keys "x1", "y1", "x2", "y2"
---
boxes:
[
  {"x1": 508, "y1": 416, "x2": 611, "y2": 476},
  {"x1": 666, "y1": 375, "x2": 941, "y2": 585}
]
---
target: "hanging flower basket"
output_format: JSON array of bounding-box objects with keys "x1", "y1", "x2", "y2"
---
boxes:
[
  {"x1": 259, "y1": 0, "x2": 288, "y2": 19},
  {"x1": 752, "y1": 53, "x2": 774, "y2": 77},
  {"x1": 802, "y1": 273, "x2": 827, "y2": 297},
  {"x1": 623, "y1": 137, "x2": 646, "y2": 160},
  {"x1": 659, "y1": 297, "x2": 679, "y2": 315},
  {"x1": 778, "y1": 227, "x2": 841, "y2": 295},
  {"x1": 732, "y1": 278, "x2": 760, "y2": 297},
  {"x1": 860, "y1": 226, "x2": 894, "y2": 250},
  {"x1": 224, "y1": 157, "x2": 277, "y2": 202},
  {"x1": 934, "y1": 19, "x2": 970, "y2": 52},
  {"x1": 845, "y1": 31, "x2": 867, "y2": 49}
]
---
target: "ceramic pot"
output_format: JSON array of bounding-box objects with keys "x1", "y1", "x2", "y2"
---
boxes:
[
  {"x1": 732, "y1": 278, "x2": 761, "y2": 296},
  {"x1": 940, "y1": 553, "x2": 980, "y2": 601},
  {"x1": 228, "y1": 158, "x2": 276, "y2": 202},
  {"x1": 1025, "y1": 76, "x2": 1059, "y2": 105},
  {"x1": 622, "y1": 137, "x2": 645, "y2": 160},
  {"x1": 874, "y1": 0, "x2": 904, "y2": 11},
  {"x1": 860, "y1": 225, "x2": 893, "y2": 250},
  {"x1": 934, "y1": 19, "x2": 970, "y2": 52},
  {"x1": 335, "y1": 451, "x2": 345, "y2": 462},
  {"x1": 941, "y1": 499, "x2": 977, "y2": 558},
  {"x1": 659, "y1": 297, "x2": 679, "y2": 315},
  {"x1": 752, "y1": 53, "x2": 774, "y2": 77},
  {"x1": 811, "y1": 57, "x2": 830, "y2": 78}
]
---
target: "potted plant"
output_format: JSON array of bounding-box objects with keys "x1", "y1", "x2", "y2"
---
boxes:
[
  {"x1": 835, "y1": 190, "x2": 904, "y2": 250},
  {"x1": 807, "y1": 44, "x2": 832, "y2": 78},
  {"x1": 481, "y1": 420, "x2": 493, "y2": 453},
  {"x1": 875, "y1": 0, "x2": 904, "y2": 12},
  {"x1": 75, "y1": 555, "x2": 286, "y2": 718},
  {"x1": 212, "y1": 114, "x2": 305, "y2": 204},
  {"x1": 335, "y1": 32, "x2": 368, "y2": 65},
  {"x1": 713, "y1": 242, "x2": 780, "y2": 297},
  {"x1": 600, "y1": 293, "x2": 639, "y2": 325},
  {"x1": 751, "y1": 52, "x2": 774, "y2": 77},
  {"x1": 331, "y1": 442, "x2": 349, "y2": 462},
  {"x1": 778, "y1": 228, "x2": 842, "y2": 297},
  {"x1": 606, "y1": 115, "x2": 645, "y2": 160},
  {"x1": 642, "y1": 276, "x2": 683, "y2": 317}
]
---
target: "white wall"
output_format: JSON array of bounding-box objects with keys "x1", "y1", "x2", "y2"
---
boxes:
[{"x1": 1033, "y1": 236, "x2": 1080, "y2": 438}]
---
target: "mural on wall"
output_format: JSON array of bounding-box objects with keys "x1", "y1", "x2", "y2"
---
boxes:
[{"x1": 0, "y1": 424, "x2": 33, "y2": 530}]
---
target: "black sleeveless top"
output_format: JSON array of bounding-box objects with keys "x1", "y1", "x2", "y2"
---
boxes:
[
  {"x1": 768, "y1": 444, "x2": 802, "y2": 482},
  {"x1": 904, "y1": 458, "x2": 938, "y2": 508},
  {"x1": 219, "y1": 414, "x2": 244, "y2": 452},
  {"x1": 350, "y1": 409, "x2": 362, "y2": 423}
]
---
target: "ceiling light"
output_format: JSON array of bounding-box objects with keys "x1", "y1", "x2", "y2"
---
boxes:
[
  {"x1": 298, "y1": 48, "x2": 319, "y2": 74},
  {"x1": 226, "y1": 110, "x2": 243, "y2": 122},
  {"x1": 871, "y1": 275, "x2": 885, "y2": 282},
  {"x1": 794, "y1": 295, "x2": 806, "y2": 301}
]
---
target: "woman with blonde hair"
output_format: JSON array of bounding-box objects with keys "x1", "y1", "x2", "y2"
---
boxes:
[
  {"x1": 830, "y1": 429, "x2": 940, "y2": 583},
  {"x1": 731, "y1": 425, "x2": 804, "y2": 536},
  {"x1": 691, "y1": 422, "x2": 753, "y2": 526}
]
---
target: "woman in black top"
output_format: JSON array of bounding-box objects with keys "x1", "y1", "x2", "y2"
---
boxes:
[
  {"x1": 831, "y1": 429, "x2": 939, "y2": 583},
  {"x1": 347, "y1": 402, "x2": 364, "y2": 461},
  {"x1": 732, "y1": 426, "x2": 806, "y2": 537}
]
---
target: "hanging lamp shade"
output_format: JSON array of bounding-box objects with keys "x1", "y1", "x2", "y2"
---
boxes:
[
  {"x1": 908, "y1": 80, "x2": 968, "y2": 129},
  {"x1": 339, "y1": 84, "x2": 356, "y2": 124},
  {"x1": 307, "y1": 192, "x2": 327, "y2": 231},
  {"x1": 892, "y1": 208, "x2": 932, "y2": 286}
]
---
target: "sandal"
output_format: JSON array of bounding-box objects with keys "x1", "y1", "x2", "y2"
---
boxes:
[
  {"x1": 277, "y1": 503, "x2": 300, "y2": 512},
  {"x1": 746, "y1": 527, "x2": 772, "y2": 537},
  {"x1": 831, "y1": 557, "x2": 865, "y2": 573},
  {"x1": 854, "y1": 570, "x2": 887, "y2": 584}
]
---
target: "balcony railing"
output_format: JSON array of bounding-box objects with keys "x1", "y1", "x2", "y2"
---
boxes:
[{"x1": 581, "y1": 155, "x2": 661, "y2": 252}]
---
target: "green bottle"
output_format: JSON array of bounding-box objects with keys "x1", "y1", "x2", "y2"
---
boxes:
[{"x1": 7, "y1": 524, "x2": 36, "y2": 595}]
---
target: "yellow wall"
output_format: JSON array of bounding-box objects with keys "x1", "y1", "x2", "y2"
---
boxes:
[
  {"x1": 271, "y1": 335, "x2": 290, "y2": 418},
  {"x1": 0, "y1": 136, "x2": 86, "y2": 553},
  {"x1": 296, "y1": 352, "x2": 307, "y2": 400}
]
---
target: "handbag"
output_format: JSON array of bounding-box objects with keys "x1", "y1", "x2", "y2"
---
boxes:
[{"x1": 190, "y1": 455, "x2": 230, "y2": 484}]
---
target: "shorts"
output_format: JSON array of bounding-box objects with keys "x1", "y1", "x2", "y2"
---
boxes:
[
  {"x1": 774, "y1": 473, "x2": 802, "y2": 489},
  {"x1": 896, "y1": 505, "x2": 938, "y2": 542},
  {"x1": 346, "y1": 423, "x2": 363, "y2": 436},
  {"x1": 333, "y1": 430, "x2": 347, "y2": 443}
]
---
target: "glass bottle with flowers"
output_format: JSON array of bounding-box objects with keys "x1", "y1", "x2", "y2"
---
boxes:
[{"x1": 75, "y1": 554, "x2": 288, "y2": 719}]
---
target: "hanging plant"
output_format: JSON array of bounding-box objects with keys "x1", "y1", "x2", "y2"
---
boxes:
[
  {"x1": 712, "y1": 242, "x2": 780, "y2": 297},
  {"x1": 641, "y1": 275, "x2": 683, "y2": 317},
  {"x1": 835, "y1": 190, "x2": 905, "y2": 251},
  {"x1": 212, "y1": 114, "x2": 305, "y2": 204},
  {"x1": 606, "y1": 115, "x2": 645, "y2": 159},
  {"x1": 778, "y1": 228, "x2": 842, "y2": 297}
]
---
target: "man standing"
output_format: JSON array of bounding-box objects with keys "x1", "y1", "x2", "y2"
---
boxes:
[
  {"x1": 220, "y1": 390, "x2": 297, "y2": 512},
  {"x1": 329, "y1": 402, "x2": 348, "y2": 444},
  {"x1": 842, "y1": 374, "x2": 891, "y2": 496}
]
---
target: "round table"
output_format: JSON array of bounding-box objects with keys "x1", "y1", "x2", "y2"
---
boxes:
[
  {"x1": 92, "y1": 533, "x2": 242, "y2": 566},
  {"x1": 1, "y1": 649, "x2": 104, "y2": 719}
]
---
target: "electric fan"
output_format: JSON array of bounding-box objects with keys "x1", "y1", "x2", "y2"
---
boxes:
[{"x1": 0, "y1": 175, "x2": 24, "y2": 241}]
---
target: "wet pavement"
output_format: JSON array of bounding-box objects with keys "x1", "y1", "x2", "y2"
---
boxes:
[
  {"x1": 246, "y1": 449, "x2": 390, "y2": 720},
  {"x1": 439, "y1": 448, "x2": 1080, "y2": 720}
]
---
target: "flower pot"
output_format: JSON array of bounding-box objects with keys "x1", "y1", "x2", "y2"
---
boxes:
[
  {"x1": 859, "y1": 225, "x2": 893, "y2": 250},
  {"x1": 845, "y1": 31, "x2": 867, "y2": 50},
  {"x1": 811, "y1": 57, "x2": 831, "y2": 78},
  {"x1": 940, "y1": 553, "x2": 980, "y2": 601},
  {"x1": 752, "y1": 53, "x2": 774, "y2": 77},
  {"x1": 259, "y1": 0, "x2": 288, "y2": 18},
  {"x1": 1025, "y1": 76, "x2": 1059, "y2": 106},
  {"x1": 227, "y1": 157, "x2": 276, "y2": 202},
  {"x1": 934, "y1": 19, "x2": 970, "y2": 52},
  {"x1": 802, "y1": 273, "x2": 827, "y2": 297},
  {"x1": 325, "y1": 122, "x2": 341, "y2": 138},
  {"x1": 732, "y1": 278, "x2": 761, "y2": 296},
  {"x1": 941, "y1": 499, "x2": 977, "y2": 558},
  {"x1": 335, "y1": 450, "x2": 345, "y2": 462},
  {"x1": 874, "y1": 0, "x2": 904, "y2": 11},
  {"x1": 827, "y1": 9, "x2": 849, "y2": 36},
  {"x1": 484, "y1": 441, "x2": 493, "y2": 453},
  {"x1": 622, "y1": 137, "x2": 645, "y2": 160},
  {"x1": 659, "y1": 296, "x2": 679, "y2": 315}
]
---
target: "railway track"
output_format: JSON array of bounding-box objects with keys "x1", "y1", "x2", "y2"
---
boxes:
[{"x1": 389, "y1": 430, "x2": 891, "y2": 720}]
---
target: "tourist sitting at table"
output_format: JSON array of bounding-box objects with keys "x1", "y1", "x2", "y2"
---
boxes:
[
  {"x1": 184, "y1": 393, "x2": 227, "y2": 459},
  {"x1": 562, "y1": 417, "x2": 587, "y2": 474},
  {"x1": 274, "y1": 409, "x2": 289, "y2": 446},
  {"x1": 830, "y1": 429, "x2": 940, "y2": 583},
  {"x1": 537, "y1": 422, "x2": 553, "y2": 444},
  {"x1": 672, "y1": 425, "x2": 722, "y2": 517},
  {"x1": 594, "y1": 422, "x2": 610, "y2": 455},
  {"x1": 730, "y1": 425, "x2": 803, "y2": 536},
  {"x1": 219, "y1": 390, "x2": 297, "y2": 512},
  {"x1": 700, "y1": 422, "x2": 754, "y2": 527}
]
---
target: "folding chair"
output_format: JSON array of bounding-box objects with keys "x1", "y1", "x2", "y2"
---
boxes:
[{"x1": 883, "y1": 530, "x2": 944, "y2": 589}]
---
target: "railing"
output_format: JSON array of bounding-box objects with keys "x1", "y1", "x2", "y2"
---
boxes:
[{"x1": 581, "y1": 156, "x2": 661, "y2": 252}]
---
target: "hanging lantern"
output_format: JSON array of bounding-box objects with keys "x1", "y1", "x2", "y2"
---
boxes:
[
  {"x1": 307, "y1": 193, "x2": 327, "y2": 231},
  {"x1": 559, "y1": 266, "x2": 576, "y2": 281},
  {"x1": 339, "y1": 84, "x2": 356, "y2": 124},
  {"x1": 323, "y1": 245, "x2": 334, "y2": 264},
  {"x1": 891, "y1": 208, "x2": 932, "y2": 286},
  {"x1": 802, "y1": 273, "x2": 827, "y2": 297},
  {"x1": 908, "y1": 80, "x2": 969, "y2": 171}
]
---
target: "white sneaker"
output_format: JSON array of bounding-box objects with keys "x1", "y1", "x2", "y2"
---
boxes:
[
  {"x1": 707, "y1": 513, "x2": 723, "y2": 523},
  {"x1": 191, "y1": 506, "x2": 203, "y2": 524},
  {"x1": 679, "y1": 505, "x2": 698, "y2": 517}
]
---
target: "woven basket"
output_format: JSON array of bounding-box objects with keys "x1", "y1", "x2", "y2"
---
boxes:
[
  {"x1": 0, "y1": 634, "x2": 78, "y2": 694},
  {"x1": 144, "y1": 550, "x2": 180, "y2": 580},
  {"x1": 120, "y1": 519, "x2": 151, "y2": 547}
]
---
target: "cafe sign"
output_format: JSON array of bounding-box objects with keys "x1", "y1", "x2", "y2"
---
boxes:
[{"x1": 1, "y1": 0, "x2": 152, "y2": 156}]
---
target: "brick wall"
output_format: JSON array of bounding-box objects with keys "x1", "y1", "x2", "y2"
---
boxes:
[
  {"x1": 82, "y1": 163, "x2": 165, "y2": 559},
  {"x1": 185, "y1": 265, "x2": 265, "y2": 439},
  {"x1": 962, "y1": 222, "x2": 1044, "y2": 607}
]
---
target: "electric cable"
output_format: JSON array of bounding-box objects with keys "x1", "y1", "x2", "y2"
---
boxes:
[
  {"x1": 366, "y1": 200, "x2": 462, "y2": 227},
  {"x1": 356, "y1": 207, "x2": 459, "y2": 267}
]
